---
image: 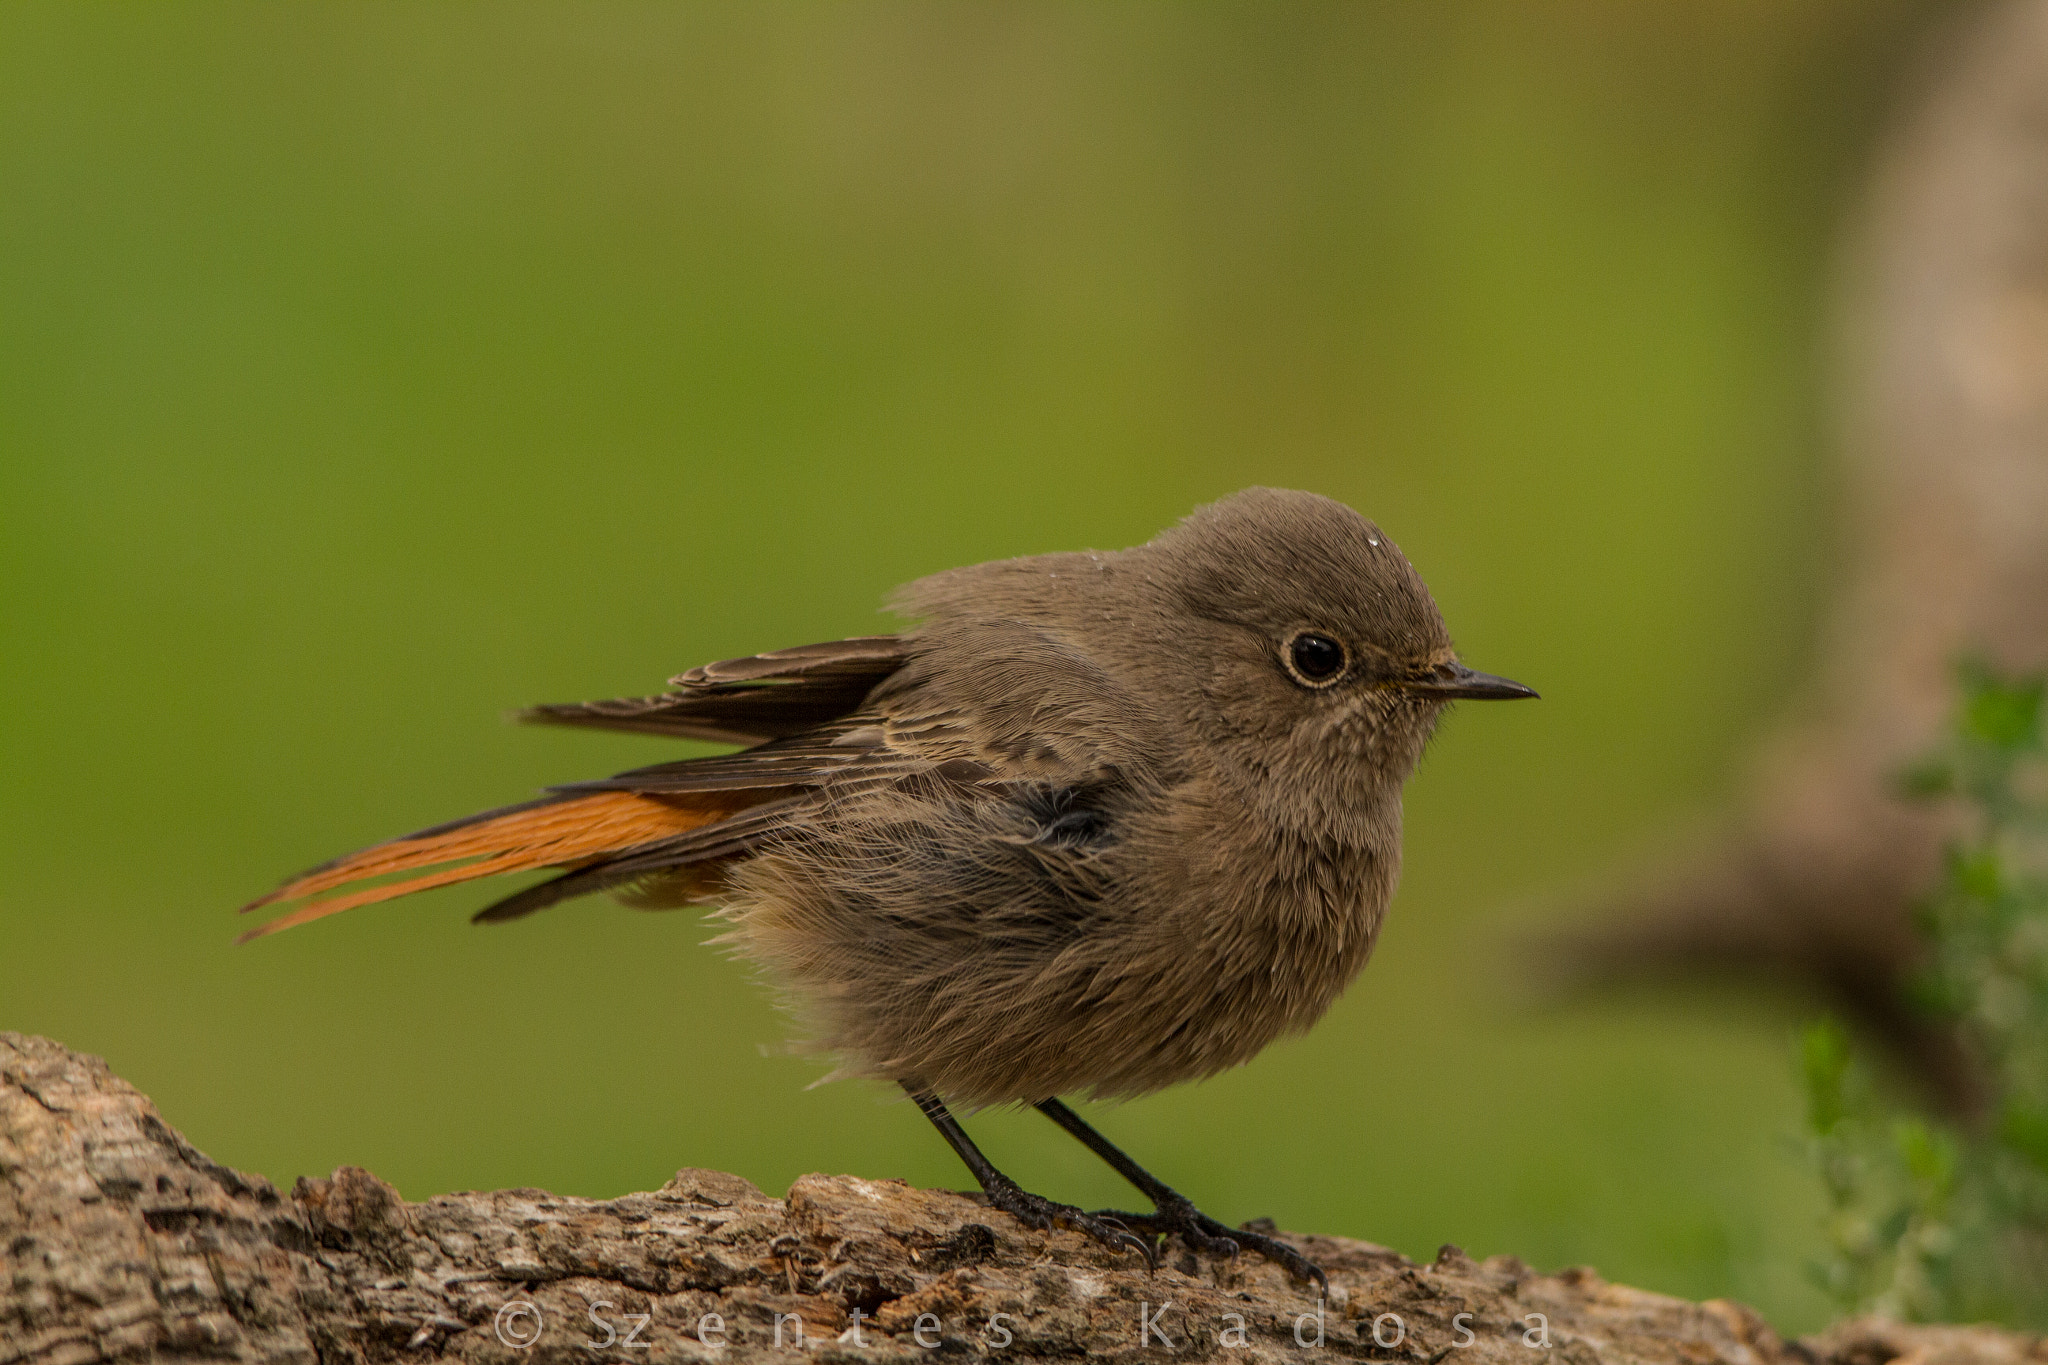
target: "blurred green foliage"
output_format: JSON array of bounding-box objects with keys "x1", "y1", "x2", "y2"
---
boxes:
[
  {"x1": 0, "y1": 0, "x2": 1948, "y2": 1334},
  {"x1": 1801, "y1": 664, "x2": 2048, "y2": 1325}
]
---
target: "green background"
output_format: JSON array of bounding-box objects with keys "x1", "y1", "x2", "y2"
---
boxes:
[{"x1": 0, "y1": 1, "x2": 1947, "y2": 1332}]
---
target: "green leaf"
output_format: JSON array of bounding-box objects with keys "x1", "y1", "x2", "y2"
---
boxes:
[
  {"x1": 1997, "y1": 1101, "x2": 2048, "y2": 1175},
  {"x1": 1959, "y1": 666, "x2": 2044, "y2": 752},
  {"x1": 1877, "y1": 1202, "x2": 1913, "y2": 1246},
  {"x1": 1899, "y1": 758, "x2": 1957, "y2": 800},
  {"x1": 1903, "y1": 970, "x2": 1962, "y2": 1018},
  {"x1": 1953, "y1": 848, "x2": 2004, "y2": 903},
  {"x1": 1894, "y1": 1118, "x2": 1956, "y2": 1192},
  {"x1": 1801, "y1": 1019, "x2": 1852, "y2": 1135}
]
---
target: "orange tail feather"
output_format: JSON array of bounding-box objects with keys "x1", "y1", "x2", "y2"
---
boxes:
[{"x1": 238, "y1": 791, "x2": 723, "y2": 942}]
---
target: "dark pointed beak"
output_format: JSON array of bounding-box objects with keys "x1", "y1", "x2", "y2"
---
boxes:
[{"x1": 1398, "y1": 662, "x2": 1539, "y2": 700}]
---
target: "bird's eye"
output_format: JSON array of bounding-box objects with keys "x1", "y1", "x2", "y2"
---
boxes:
[{"x1": 1284, "y1": 632, "x2": 1348, "y2": 687}]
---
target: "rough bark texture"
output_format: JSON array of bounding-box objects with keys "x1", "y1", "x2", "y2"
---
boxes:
[
  {"x1": 2, "y1": 1033, "x2": 2040, "y2": 1364},
  {"x1": 1560, "y1": 0, "x2": 2048, "y2": 1115}
]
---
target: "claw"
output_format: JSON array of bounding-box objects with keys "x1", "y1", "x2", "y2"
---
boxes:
[
  {"x1": 1022, "y1": 1097, "x2": 1329, "y2": 1291},
  {"x1": 1094, "y1": 1197, "x2": 1326, "y2": 1291},
  {"x1": 1096, "y1": 1222, "x2": 1157, "y2": 1272},
  {"x1": 982, "y1": 1181, "x2": 1154, "y2": 1271}
]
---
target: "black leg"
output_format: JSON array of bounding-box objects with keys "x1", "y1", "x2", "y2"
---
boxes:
[
  {"x1": 1034, "y1": 1098, "x2": 1328, "y2": 1292},
  {"x1": 903, "y1": 1084, "x2": 1152, "y2": 1269}
]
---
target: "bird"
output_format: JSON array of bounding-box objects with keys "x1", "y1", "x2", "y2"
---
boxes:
[{"x1": 239, "y1": 487, "x2": 1536, "y2": 1288}]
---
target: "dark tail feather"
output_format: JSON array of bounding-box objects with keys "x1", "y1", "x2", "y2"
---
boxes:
[{"x1": 467, "y1": 798, "x2": 807, "y2": 924}]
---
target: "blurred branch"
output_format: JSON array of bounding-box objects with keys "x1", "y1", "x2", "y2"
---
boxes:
[
  {"x1": 0, "y1": 1030, "x2": 2031, "y2": 1364},
  {"x1": 1553, "y1": 0, "x2": 2048, "y2": 1116}
]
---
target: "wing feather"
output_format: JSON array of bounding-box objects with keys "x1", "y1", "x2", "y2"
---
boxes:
[
  {"x1": 522, "y1": 636, "x2": 908, "y2": 744},
  {"x1": 237, "y1": 624, "x2": 1170, "y2": 939}
]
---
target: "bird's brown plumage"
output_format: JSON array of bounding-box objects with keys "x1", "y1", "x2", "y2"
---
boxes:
[{"x1": 240, "y1": 488, "x2": 1530, "y2": 1110}]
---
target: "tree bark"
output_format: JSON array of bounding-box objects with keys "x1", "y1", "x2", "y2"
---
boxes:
[{"x1": 1, "y1": 1033, "x2": 2038, "y2": 1364}]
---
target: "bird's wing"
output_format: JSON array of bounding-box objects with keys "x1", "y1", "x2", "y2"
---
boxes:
[
  {"x1": 520, "y1": 635, "x2": 908, "y2": 744},
  {"x1": 237, "y1": 623, "x2": 1163, "y2": 940},
  {"x1": 859, "y1": 617, "x2": 1170, "y2": 786}
]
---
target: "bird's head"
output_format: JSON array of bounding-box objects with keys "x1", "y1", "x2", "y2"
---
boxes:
[{"x1": 1129, "y1": 487, "x2": 1536, "y2": 839}]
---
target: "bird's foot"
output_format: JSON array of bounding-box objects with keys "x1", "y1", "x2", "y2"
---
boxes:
[
  {"x1": 1098, "y1": 1193, "x2": 1327, "y2": 1293},
  {"x1": 979, "y1": 1178, "x2": 1154, "y2": 1270}
]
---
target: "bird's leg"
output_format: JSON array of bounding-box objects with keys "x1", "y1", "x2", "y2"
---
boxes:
[
  {"x1": 1033, "y1": 1098, "x2": 1328, "y2": 1292},
  {"x1": 903, "y1": 1085, "x2": 1153, "y2": 1270}
]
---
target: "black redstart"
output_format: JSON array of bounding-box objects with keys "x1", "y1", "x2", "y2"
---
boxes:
[{"x1": 242, "y1": 487, "x2": 1536, "y2": 1286}]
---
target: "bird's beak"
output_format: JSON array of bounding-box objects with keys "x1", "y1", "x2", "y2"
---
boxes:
[{"x1": 1397, "y1": 662, "x2": 1539, "y2": 700}]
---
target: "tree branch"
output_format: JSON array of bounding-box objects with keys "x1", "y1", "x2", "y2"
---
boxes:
[{"x1": 0, "y1": 1031, "x2": 2035, "y2": 1362}]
